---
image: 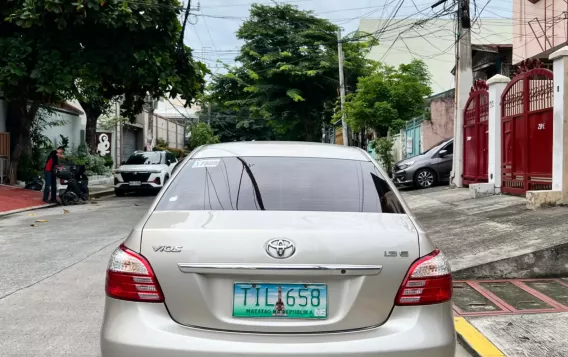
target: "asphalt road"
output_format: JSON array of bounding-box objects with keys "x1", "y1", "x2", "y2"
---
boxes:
[
  {"x1": 0, "y1": 195, "x2": 154, "y2": 357},
  {"x1": 0, "y1": 195, "x2": 471, "y2": 357}
]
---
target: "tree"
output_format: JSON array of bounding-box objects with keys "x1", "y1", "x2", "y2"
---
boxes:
[
  {"x1": 0, "y1": 0, "x2": 206, "y2": 182},
  {"x1": 208, "y1": 4, "x2": 375, "y2": 141},
  {"x1": 74, "y1": 1, "x2": 207, "y2": 153},
  {"x1": 1, "y1": 2, "x2": 78, "y2": 182},
  {"x1": 342, "y1": 60, "x2": 432, "y2": 137},
  {"x1": 204, "y1": 73, "x2": 275, "y2": 142},
  {"x1": 199, "y1": 104, "x2": 274, "y2": 143},
  {"x1": 187, "y1": 123, "x2": 220, "y2": 151}
]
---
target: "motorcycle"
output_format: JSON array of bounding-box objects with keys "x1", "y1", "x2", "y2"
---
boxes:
[{"x1": 55, "y1": 164, "x2": 89, "y2": 206}]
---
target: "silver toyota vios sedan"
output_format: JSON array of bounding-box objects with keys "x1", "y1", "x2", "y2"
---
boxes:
[{"x1": 100, "y1": 141, "x2": 456, "y2": 357}]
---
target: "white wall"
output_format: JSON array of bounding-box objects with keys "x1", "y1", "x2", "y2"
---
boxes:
[
  {"x1": 42, "y1": 109, "x2": 83, "y2": 149},
  {"x1": 154, "y1": 97, "x2": 200, "y2": 120},
  {"x1": 359, "y1": 18, "x2": 513, "y2": 94}
]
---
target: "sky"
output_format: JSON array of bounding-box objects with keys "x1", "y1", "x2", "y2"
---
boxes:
[{"x1": 183, "y1": 0, "x2": 513, "y2": 75}]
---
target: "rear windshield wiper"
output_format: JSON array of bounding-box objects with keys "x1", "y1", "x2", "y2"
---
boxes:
[{"x1": 236, "y1": 157, "x2": 265, "y2": 210}]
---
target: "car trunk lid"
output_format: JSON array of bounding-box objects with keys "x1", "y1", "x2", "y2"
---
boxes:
[{"x1": 141, "y1": 210, "x2": 419, "y2": 333}]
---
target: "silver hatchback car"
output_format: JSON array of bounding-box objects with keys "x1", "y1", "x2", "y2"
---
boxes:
[{"x1": 101, "y1": 141, "x2": 455, "y2": 357}]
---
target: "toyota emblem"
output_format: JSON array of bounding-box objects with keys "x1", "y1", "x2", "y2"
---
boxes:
[{"x1": 266, "y1": 239, "x2": 296, "y2": 259}]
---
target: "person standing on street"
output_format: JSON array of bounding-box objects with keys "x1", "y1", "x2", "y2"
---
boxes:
[{"x1": 43, "y1": 146, "x2": 65, "y2": 204}]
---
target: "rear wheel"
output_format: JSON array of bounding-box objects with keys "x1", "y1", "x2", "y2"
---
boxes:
[
  {"x1": 115, "y1": 189, "x2": 125, "y2": 197},
  {"x1": 414, "y1": 168, "x2": 436, "y2": 189},
  {"x1": 60, "y1": 193, "x2": 69, "y2": 206}
]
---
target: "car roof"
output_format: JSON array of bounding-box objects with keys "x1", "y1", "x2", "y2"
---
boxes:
[{"x1": 193, "y1": 141, "x2": 371, "y2": 161}]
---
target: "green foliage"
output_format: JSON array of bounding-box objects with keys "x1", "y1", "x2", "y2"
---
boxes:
[
  {"x1": 16, "y1": 108, "x2": 65, "y2": 182},
  {"x1": 97, "y1": 116, "x2": 130, "y2": 131},
  {"x1": 103, "y1": 155, "x2": 114, "y2": 168},
  {"x1": 207, "y1": 4, "x2": 375, "y2": 141},
  {"x1": 156, "y1": 138, "x2": 168, "y2": 147},
  {"x1": 66, "y1": 142, "x2": 110, "y2": 176},
  {"x1": 1, "y1": 0, "x2": 207, "y2": 162},
  {"x1": 371, "y1": 137, "x2": 395, "y2": 177},
  {"x1": 341, "y1": 60, "x2": 432, "y2": 137},
  {"x1": 197, "y1": 103, "x2": 274, "y2": 142},
  {"x1": 187, "y1": 123, "x2": 220, "y2": 151},
  {"x1": 153, "y1": 145, "x2": 186, "y2": 159},
  {"x1": 154, "y1": 138, "x2": 186, "y2": 158},
  {"x1": 58, "y1": 135, "x2": 69, "y2": 149}
]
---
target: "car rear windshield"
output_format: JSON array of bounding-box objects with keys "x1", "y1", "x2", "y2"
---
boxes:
[
  {"x1": 125, "y1": 152, "x2": 162, "y2": 165},
  {"x1": 156, "y1": 157, "x2": 405, "y2": 213}
]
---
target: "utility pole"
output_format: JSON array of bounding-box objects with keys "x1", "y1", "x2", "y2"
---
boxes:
[
  {"x1": 337, "y1": 29, "x2": 348, "y2": 146},
  {"x1": 145, "y1": 95, "x2": 155, "y2": 151},
  {"x1": 207, "y1": 103, "x2": 211, "y2": 126},
  {"x1": 451, "y1": 0, "x2": 472, "y2": 188}
]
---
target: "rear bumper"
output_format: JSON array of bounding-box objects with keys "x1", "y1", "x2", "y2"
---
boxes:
[
  {"x1": 100, "y1": 299, "x2": 456, "y2": 357},
  {"x1": 115, "y1": 182, "x2": 161, "y2": 191},
  {"x1": 114, "y1": 173, "x2": 164, "y2": 190}
]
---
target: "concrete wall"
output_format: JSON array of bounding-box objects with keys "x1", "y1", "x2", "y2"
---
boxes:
[
  {"x1": 359, "y1": 18, "x2": 513, "y2": 94},
  {"x1": 153, "y1": 114, "x2": 184, "y2": 149},
  {"x1": 422, "y1": 96, "x2": 455, "y2": 151},
  {"x1": 513, "y1": 0, "x2": 568, "y2": 62},
  {"x1": 391, "y1": 133, "x2": 404, "y2": 162}
]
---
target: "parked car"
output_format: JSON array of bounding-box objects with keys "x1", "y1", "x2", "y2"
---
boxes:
[
  {"x1": 393, "y1": 138, "x2": 454, "y2": 189},
  {"x1": 113, "y1": 150, "x2": 178, "y2": 196},
  {"x1": 101, "y1": 142, "x2": 455, "y2": 357}
]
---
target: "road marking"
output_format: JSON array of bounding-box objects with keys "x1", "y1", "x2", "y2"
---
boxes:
[{"x1": 454, "y1": 317, "x2": 505, "y2": 357}]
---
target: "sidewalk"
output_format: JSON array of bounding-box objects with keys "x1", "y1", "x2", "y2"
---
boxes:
[
  {"x1": 453, "y1": 277, "x2": 568, "y2": 356},
  {"x1": 401, "y1": 187, "x2": 568, "y2": 277},
  {"x1": 0, "y1": 183, "x2": 115, "y2": 217},
  {"x1": 401, "y1": 187, "x2": 568, "y2": 356},
  {"x1": 0, "y1": 185, "x2": 52, "y2": 215}
]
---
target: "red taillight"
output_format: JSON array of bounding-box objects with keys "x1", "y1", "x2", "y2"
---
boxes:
[
  {"x1": 395, "y1": 249, "x2": 452, "y2": 306},
  {"x1": 105, "y1": 244, "x2": 164, "y2": 303}
]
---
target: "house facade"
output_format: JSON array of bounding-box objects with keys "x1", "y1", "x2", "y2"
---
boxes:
[
  {"x1": 359, "y1": 18, "x2": 514, "y2": 94},
  {"x1": 0, "y1": 95, "x2": 188, "y2": 183},
  {"x1": 513, "y1": 0, "x2": 568, "y2": 63}
]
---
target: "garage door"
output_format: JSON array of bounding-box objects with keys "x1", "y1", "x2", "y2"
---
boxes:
[{"x1": 122, "y1": 127, "x2": 138, "y2": 160}]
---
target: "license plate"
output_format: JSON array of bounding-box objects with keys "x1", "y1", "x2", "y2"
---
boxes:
[
  {"x1": 129, "y1": 181, "x2": 141, "y2": 186},
  {"x1": 233, "y1": 283, "x2": 328, "y2": 319}
]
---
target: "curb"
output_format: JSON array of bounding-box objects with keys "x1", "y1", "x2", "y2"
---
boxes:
[
  {"x1": 0, "y1": 203, "x2": 57, "y2": 218},
  {"x1": 454, "y1": 317, "x2": 504, "y2": 357},
  {"x1": 90, "y1": 189, "x2": 115, "y2": 199},
  {"x1": 456, "y1": 329, "x2": 482, "y2": 357}
]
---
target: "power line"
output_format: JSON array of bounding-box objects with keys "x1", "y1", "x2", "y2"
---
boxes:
[{"x1": 199, "y1": 8, "x2": 221, "y2": 73}]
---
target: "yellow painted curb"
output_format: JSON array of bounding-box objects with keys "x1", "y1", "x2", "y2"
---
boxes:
[{"x1": 454, "y1": 317, "x2": 505, "y2": 357}]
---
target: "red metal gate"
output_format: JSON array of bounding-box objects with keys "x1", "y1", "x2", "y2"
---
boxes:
[
  {"x1": 463, "y1": 80, "x2": 489, "y2": 185},
  {"x1": 501, "y1": 59, "x2": 554, "y2": 195}
]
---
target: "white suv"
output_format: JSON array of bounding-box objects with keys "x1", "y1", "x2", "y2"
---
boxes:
[{"x1": 113, "y1": 150, "x2": 178, "y2": 196}]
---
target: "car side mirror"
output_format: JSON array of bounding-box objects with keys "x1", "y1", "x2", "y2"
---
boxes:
[
  {"x1": 166, "y1": 159, "x2": 171, "y2": 165},
  {"x1": 121, "y1": 161, "x2": 126, "y2": 165},
  {"x1": 439, "y1": 150, "x2": 448, "y2": 157}
]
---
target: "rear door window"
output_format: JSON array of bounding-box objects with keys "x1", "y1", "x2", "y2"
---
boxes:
[{"x1": 156, "y1": 157, "x2": 404, "y2": 213}]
